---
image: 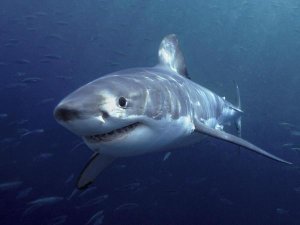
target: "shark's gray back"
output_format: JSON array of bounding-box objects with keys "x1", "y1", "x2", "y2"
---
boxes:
[{"x1": 93, "y1": 66, "x2": 236, "y2": 128}]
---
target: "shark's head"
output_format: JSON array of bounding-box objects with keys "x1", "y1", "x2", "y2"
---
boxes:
[
  {"x1": 54, "y1": 34, "x2": 194, "y2": 157},
  {"x1": 54, "y1": 74, "x2": 158, "y2": 156}
]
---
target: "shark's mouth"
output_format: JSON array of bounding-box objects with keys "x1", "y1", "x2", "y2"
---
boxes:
[{"x1": 84, "y1": 123, "x2": 140, "y2": 143}]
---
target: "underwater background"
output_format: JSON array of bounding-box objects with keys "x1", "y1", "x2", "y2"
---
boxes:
[{"x1": 1, "y1": 0, "x2": 300, "y2": 224}]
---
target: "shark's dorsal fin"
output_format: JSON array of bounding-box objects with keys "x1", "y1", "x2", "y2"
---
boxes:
[{"x1": 158, "y1": 34, "x2": 190, "y2": 79}]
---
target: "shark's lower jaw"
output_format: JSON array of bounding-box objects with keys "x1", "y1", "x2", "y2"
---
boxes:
[{"x1": 84, "y1": 122, "x2": 141, "y2": 143}]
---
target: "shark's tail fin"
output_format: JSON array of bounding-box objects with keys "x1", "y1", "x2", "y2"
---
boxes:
[{"x1": 234, "y1": 81, "x2": 242, "y2": 138}]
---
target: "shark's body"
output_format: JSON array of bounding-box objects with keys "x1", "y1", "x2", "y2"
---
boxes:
[{"x1": 54, "y1": 34, "x2": 291, "y2": 190}]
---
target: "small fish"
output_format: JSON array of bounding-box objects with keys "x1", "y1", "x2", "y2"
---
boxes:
[
  {"x1": 291, "y1": 130, "x2": 300, "y2": 136},
  {"x1": 185, "y1": 177, "x2": 207, "y2": 185},
  {"x1": 282, "y1": 143, "x2": 294, "y2": 148},
  {"x1": 24, "y1": 15, "x2": 37, "y2": 20},
  {"x1": 85, "y1": 210, "x2": 104, "y2": 225},
  {"x1": 163, "y1": 152, "x2": 171, "y2": 161},
  {"x1": 76, "y1": 194, "x2": 108, "y2": 209},
  {"x1": 14, "y1": 59, "x2": 31, "y2": 64},
  {"x1": 0, "y1": 181, "x2": 22, "y2": 191},
  {"x1": 7, "y1": 39, "x2": 19, "y2": 44},
  {"x1": 16, "y1": 187, "x2": 33, "y2": 199},
  {"x1": 21, "y1": 128, "x2": 44, "y2": 137},
  {"x1": 220, "y1": 197, "x2": 234, "y2": 206},
  {"x1": 44, "y1": 54, "x2": 62, "y2": 60},
  {"x1": 70, "y1": 142, "x2": 84, "y2": 152},
  {"x1": 17, "y1": 128, "x2": 29, "y2": 134},
  {"x1": 109, "y1": 62, "x2": 120, "y2": 67},
  {"x1": 279, "y1": 122, "x2": 298, "y2": 130},
  {"x1": 28, "y1": 196, "x2": 64, "y2": 205},
  {"x1": 39, "y1": 59, "x2": 52, "y2": 64},
  {"x1": 113, "y1": 164, "x2": 127, "y2": 170},
  {"x1": 291, "y1": 147, "x2": 300, "y2": 151},
  {"x1": 113, "y1": 50, "x2": 127, "y2": 57},
  {"x1": 0, "y1": 61, "x2": 8, "y2": 66},
  {"x1": 64, "y1": 173, "x2": 74, "y2": 184},
  {"x1": 78, "y1": 186, "x2": 97, "y2": 198},
  {"x1": 4, "y1": 83, "x2": 27, "y2": 89},
  {"x1": 114, "y1": 182, "x2": 141, "y2": 192},
  {"x1": 37, "y1": 98, "x2": 55, "y2": 105},
  {"x1": 9, "y1": 119, "x2": 28, "y2": 126},
  {"x1": 0, "y1": 137, "x2": 17, "y2": 144},
  {"x1": 67, "y1": 189, "x2": 79, "y2": 201},
  {"x1": 90, "y1": 34, "x2": 103, "y2": 42},
  {"x1": 33, "y1": 153, "x2": 53, "y2": 162},
  {"x1": 15, "y1": 72, "x2": 27, "y2": 77},
  {"x1": 27, "y1": 28, "x2": 37, "y2": 32},
  {"x1": 23, "y1": 196, "x2": 64, "y2": 217},
  {"x1": 114, "y1": 203, "x2": 139, "y2": 212},
  {"x1": 293, "y1": 187, "x2": 300, "y2": 192},
  {"x1": 50, "y1": 215, "x2": 67, "y2": 225},
  {"x1": 276, "y1": 208, "x2": 289, "y2": 215},
  {"x1": 0, "y1": 113, "x2": 8, "y2": 119},
  {"x1": 46, "y1": 34, "x2": 64, "y2": 41},
  {"x1": 4, "y1": 43, "x2": 16, "y2": 47},
  {"x1": 56, "y1": 75, "x2": 72, "y2": 80},
  {"x1": 22, "y1": 77, "x2": 42, "y2": 83},
  {"x1": 56, "y1": 21, "x2": 69, "y2": 26},
  {"x1": 35, "y1": 11, "x2": 48, "y2": 17}
]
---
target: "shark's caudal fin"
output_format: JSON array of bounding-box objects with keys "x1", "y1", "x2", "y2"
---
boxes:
[
  {"x1": 158, "y1": 34, "x2": 191, "y2": 79},
  {"x1": 194, "y1": 123, "x2": 292, "y2": 165},
  {"x1": 77, "y1": 153, "x2": 115, "y2": 190}
]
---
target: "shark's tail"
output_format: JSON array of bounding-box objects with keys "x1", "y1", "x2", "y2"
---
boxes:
[{"x1": 234, "y1": 81, "x2": 242, "y2": 138}]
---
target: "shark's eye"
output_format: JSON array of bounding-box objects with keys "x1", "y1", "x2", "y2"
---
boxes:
[{"x1": 118, "y1": 96, "x2": 127, "y2": 108}]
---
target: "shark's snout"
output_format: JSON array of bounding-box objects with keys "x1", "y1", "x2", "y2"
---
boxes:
[{"x1": 54, "y1": 105, "x2": 81, "y2": 122}]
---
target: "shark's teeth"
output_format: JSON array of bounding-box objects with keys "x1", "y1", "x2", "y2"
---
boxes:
[{"x1": 85, "y1": 123, "x2": 140, "y2": 143}]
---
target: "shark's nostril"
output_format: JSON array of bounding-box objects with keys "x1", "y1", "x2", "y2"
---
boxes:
[{"x1": 54, "y1": 106, "x2": 80, "y2": 121}]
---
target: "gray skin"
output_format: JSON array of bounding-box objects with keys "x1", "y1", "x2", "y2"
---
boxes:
[{"x1": 54, "y1": 34, "x2": 291, "y2": 190}]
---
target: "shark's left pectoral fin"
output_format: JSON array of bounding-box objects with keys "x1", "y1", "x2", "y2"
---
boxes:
[
  {"x1": 77, "y1": 153, "x2": 115, "y2": 190},
  {"x1": 194, "y1": 123, "x2": 292, "y2": 165}
]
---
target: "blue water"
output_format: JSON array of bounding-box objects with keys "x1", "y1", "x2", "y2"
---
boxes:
[{"x1": 1, "y1": 0, "x2": 300, "y2": 224}]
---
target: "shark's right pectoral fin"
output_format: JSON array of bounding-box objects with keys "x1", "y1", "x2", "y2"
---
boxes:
[
  {"x1": 194, "y1": 123, "x2": 292, "y2": 165},
  {"x1": 77, "y1": 153, "x2": 115, "y2": 190}
]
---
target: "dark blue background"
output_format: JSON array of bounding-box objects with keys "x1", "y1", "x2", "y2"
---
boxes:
[{"x1": 1, "y1": 0, "x2": 300, "y2": 224}]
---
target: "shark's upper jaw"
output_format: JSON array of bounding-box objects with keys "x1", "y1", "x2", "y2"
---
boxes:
[{"x1": 83, "y1": 122, "x2": 141, "y2": 143}]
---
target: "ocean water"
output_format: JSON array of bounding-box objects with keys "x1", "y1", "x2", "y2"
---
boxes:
[{"x1": 1, "y1": 0, "x2": 300, "y2": 224}]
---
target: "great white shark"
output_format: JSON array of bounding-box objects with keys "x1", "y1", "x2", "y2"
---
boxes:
[{"x1": 54, "y1": 34, "x2": 291, "y2": 190}]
